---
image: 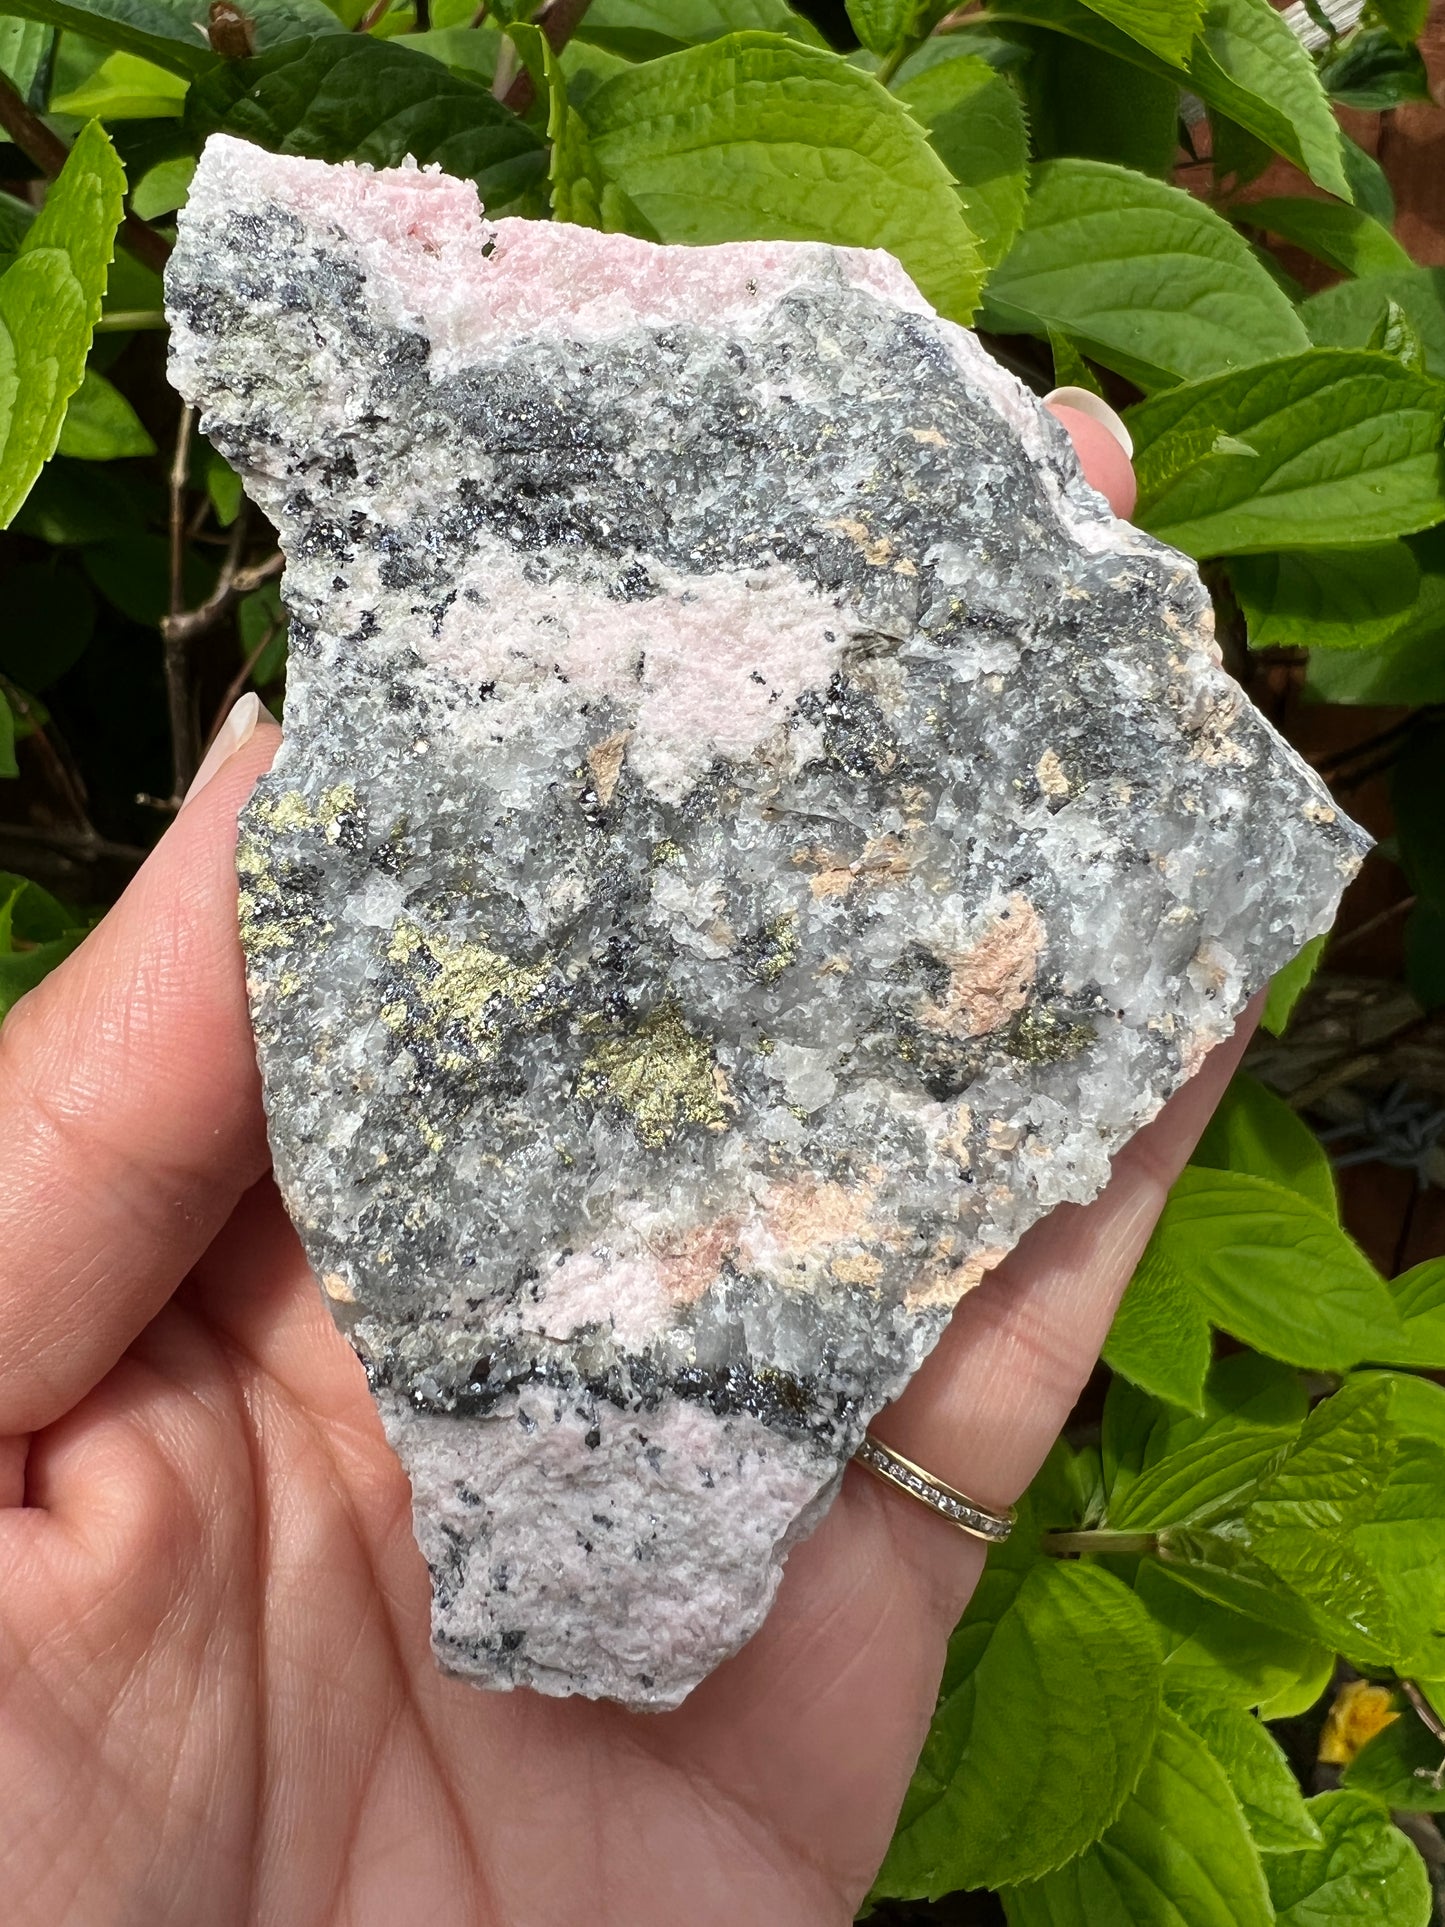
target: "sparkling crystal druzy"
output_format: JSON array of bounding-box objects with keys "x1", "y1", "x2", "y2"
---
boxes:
[{"x1": 167, "y1": 135, "x2": 1366, "y2": 1708}]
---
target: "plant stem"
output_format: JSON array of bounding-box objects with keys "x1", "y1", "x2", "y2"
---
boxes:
[
  {"x1": 0, "y1": 71, "x2": 172, "y2": 276},
  {"x1": 162, "y1": 404, "x2": 199, "y2": 805},
  {"x1": 2, "y1": 681, "x2": 94, "y2": 838},
  {"x1": 500, "y1": 0, "x2": 595, "y2": 115},
  {"x1": 164, "y1": 542, "x2": 282, "y2": 652},
  {"x1": 874, "y1": 38, "x2": 920, "y2": 88},
  {"x1": 1041, "y1": 1530, "x2": 1160, "y2": 1556},
  {"x1": 0, "y1": 67, "x2": 67, "y2": 174},
  {"x1": 206, "y1": 617, "x2": 281, "y2": 752},
  {"x1": 93, "y1": 309, "x2": 168, "y2": 332},
  {"x1": 1402, "y1": 1681, "x2": 1445, "y2": 1792},
  {"x1": 0, "y1": 819, "x2": 149, "y2": 867}
]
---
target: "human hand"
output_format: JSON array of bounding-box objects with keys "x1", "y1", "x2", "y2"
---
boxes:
[{"x1": 0, "y1": 402, "x2": 1244, "y2": 1926}]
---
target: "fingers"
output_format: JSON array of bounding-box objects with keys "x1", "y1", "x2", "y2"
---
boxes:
[
  {"x1": 0, "y1": 715, "x2": 281, "y2": 1440},
  {"x1": 862, "y1": 1010, "x2": 1255, "y2": 1596},
  {"x1": 1047, "y1": 395, "x2": 1137, "y2": 520}
]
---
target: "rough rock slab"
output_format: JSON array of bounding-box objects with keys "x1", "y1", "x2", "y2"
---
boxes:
[{"x1": 166, "y1": 134, "x2": 1367, "y2": 1709}]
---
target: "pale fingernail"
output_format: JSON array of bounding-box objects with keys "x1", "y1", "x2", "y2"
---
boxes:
[
  {"x1": 1043, "y1": 386, "x2": 1134, "y2": 460},
  {"x1": 183, "y1": 692, "x2": 265, "y2": 807}
]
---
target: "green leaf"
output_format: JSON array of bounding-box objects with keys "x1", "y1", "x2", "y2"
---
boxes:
[
  {"x1": 1212, "y1": 109, "x2": 1272, "y2": 194},
  {"x1": 981, "y1": 159, "x2": 1306, "y2": 391},
  {"x1": 986, "y1": 0, "x2": 1349, "y2": 199},
  {"x1": 1171, "y1": 1695, "x2": 1323, "y2": 1851},
  {"x1": 1344, "y1": 1706, "x2": 1445, "y2": 1814},
  {"x1": 1136, "y1": 1562, "x2": 1333, "y2": 1713},
  {"x1": 0, "y1": 561, "x2": 94, "y2": 687},
  {"x1": 84, "y1": 530, "x2": 212, "y2": 626},
  {"x1": 1265, "y1": 1790, "x2": 1431, "y2": 1926},
  {"x1": 1369, "y1": 298, "x2": 1428, "y2": 374},
  {"x1": 1244, "y1": 1372, "x2": 1390, "y2": 1539},
  {"x1": 575, "y1": 0, "x2": 826, "y2": 63},
  {"x1": 1339, "y1": 134, "x2": 1395, "y2": 227},
  {"x1": 238, "y1": 581, "x2": 288, "y2": 686},
  {"x1": 0, "y1": 0, "x2": 338, "y2": 78},
  {"x1": 577, "y1": 34, "x2": 984, "y2": 322},
  {"x1": 1102, "y1": 1350, "x2": 1307, "y2": 1514},
  {"x1": 1048, "y1": 331, "x2": 1103, "y2": 396},
  {"x1": 1109, "y1": 1416, "x2": 1299, "y2": 1531},
  {"x1": 895, "y1": 25, "x2": 1032, "y2": 83},
  {"x1": 1388, "y1": 1261, "x2": 1445, "y2": 1367},
  {"x1": 1254, "y1": 1644, "x2": 1340, "y2": 1722},
  {"x1": 1002, "y1": 1706, "x2": 1274, "y2": 1927},
  {"x1": 1076, "y1": 0, "x2": 1200, "y2": 64},
  {"x1": 1355, "y1": 1434, "x2": 1445, "y2": 1676},
  {"x1": 1305, "y1": 527, "x2": 1445, "y2": 707},
  {"x1": 1393, "y1": 716, "x2": 1445, "y2": 909},
  {"x1": 1024, "y1": 29, "x2": 1181, "y2": 179},
  {"x1": 0, "y1": 689, "x2": 16, "y2": 778},
  {"x1": 1368, "y1": 1365, "x2": 1445, "y2": 1448},
  {"x1": 205, "y1": 447, "x2": 243, "y2": 528},
  {"x1": 1103, "y1": 1239, "x2": 1213, "y2": 1413},
  {"x1": 0, "y1": 189, "x2": 35, "y2": 264},
  {"x1": 1261, "y1": 933, "x2": 1328, "y2": 1037},
  {"x1": 1157, "y1": 1183, "x2": 1445, "y2": 1377},
  {"x1": 10, "y1": 457, "x2": 145, "y2": 544},
  {"x1": 1193, "y1": 1071, "x2": 1337, "y2": 1215},
  {"x1": 0, "y1": 120, "x2": 126, "y2": 529},
  {"x1": 1191, "y1": 0, "x2": 1349, "y2": 200},
  {"x1": 50, "y1": 48, "x2": 188, "y2": 118},
  {"x1": 1319, "y1": 28, "x2": 1432, "y2": 111},
  {"x1": 0, "y1": 929, "x2": 86, "y2": 1012},
  {"x1": 501, "y1": 19, "x2": 602, "y2": 225},
  {"x1": 1128, "y1": 349, "x2": 1445, "y2": 558},
  {"x1": 557, "y1": 37, "x2": 633, "y2": 109},
  {"x1": 1304, "y1": 269, "x2": 1445, "y2": 377},
  {"x1": 895, "y1": 53, "x2": 1028, "y2": 269},
  {"x1": 0, "y1": 871, "x2": 89, "y2": 1014},
  {"x1": 1163, "y1": 1379, "x2": 1400, "y2": 1662},
  {"x1": 1101, "y1": 1353, "x2": 1308, "y2": 1535},
  {"x1": 1309, "y1": 635, "x2": 1445, "y2": 707},
  {"x1": 1152, "y1": 1167, "x2": 1397, "y2": 1371},
  {"x1": 1234, "y1": 546, "x2": 1422, "y2": 654},
  {"x1": 0, "y1": 18, "x2": 55, "y2": 108},
  {"x1": 846, "y1": 0, "x2": 928, "y2": 58},
  {"x1": 874, "y1": 1560, "x2": 1163, "y2": 1897},
  {"x1": 185, "y1": 37, "x2": 549, "y2": 218},
  {"x1": 1405, "y1": 902, "x2": 1445, "y2": 1010},
  {"x1": 1373, "y1": 0, "x2": 1429, "y2": 41},
  {"x1": 131, "y1": 153, "x2": 195, "y2": 220},
  {"x1": 398, "y1": 24, "x2": 503, "y2": 84},
  {"x1": 1237, "y1": 197, "x2": 1411, "y2": 279},
  {"x1": 55, "y1": 367, "x2": 155, "y2": 461}
]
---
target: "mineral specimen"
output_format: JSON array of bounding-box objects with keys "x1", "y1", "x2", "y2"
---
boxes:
[{"x1": 167, "y1": 134, "x2": 1367, "y2": 1708}]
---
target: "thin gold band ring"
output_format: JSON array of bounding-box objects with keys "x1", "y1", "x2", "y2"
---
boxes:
[{"x1": 854, "y1": 1434, "x2": 1015, "y2": 1544}]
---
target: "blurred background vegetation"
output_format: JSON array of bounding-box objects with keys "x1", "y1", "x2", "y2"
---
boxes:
[{"x1": 4, "y1": 0, "x2": 1445, "y2": 1918}]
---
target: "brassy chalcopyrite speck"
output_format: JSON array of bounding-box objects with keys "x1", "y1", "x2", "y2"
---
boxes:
[{"x1": 167, "y1": 135, "x2": 1366, "y2": 1708}]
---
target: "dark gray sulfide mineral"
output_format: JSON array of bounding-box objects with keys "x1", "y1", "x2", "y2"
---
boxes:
[{"x1": 166, "y1": 135, "x2": 1367, "y2": 1708}]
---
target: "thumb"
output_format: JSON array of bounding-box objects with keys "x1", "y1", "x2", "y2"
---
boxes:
[
  {"x1": 0, "y1": 697, "x2": 281, "y2": 1438},
  {"x1": 1046, "y1": 388, "x2": 1138, "y2": 520}
]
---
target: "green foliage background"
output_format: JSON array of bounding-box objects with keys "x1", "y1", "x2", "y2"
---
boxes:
[{"x1": 2, "y1": 0, "x2": 1444, "y2": 1919}]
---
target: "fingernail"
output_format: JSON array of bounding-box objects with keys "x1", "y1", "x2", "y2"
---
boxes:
[
  {"x1": 183, "y1": 692, "x2": 265, "y2": 807},
  {"x1": 1043, "y1": 386, "x2": 1134, "y2": 460}
]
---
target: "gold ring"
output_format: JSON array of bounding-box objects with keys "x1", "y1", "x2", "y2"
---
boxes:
[{"x1": 853, "y1": 1433, "x2": 1015, "y2": 1544}]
